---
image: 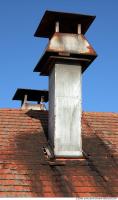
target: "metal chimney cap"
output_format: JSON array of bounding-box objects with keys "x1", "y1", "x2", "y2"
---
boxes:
[
  {"x1": 13, "y1": 88, "x2": 48, "y2": 102},
  {"x1": 34, "y1": 10, "x2": 96, "y2": 38},
  {"x1": 33, "y1": 52, "x2": 97, "y2": 75}
]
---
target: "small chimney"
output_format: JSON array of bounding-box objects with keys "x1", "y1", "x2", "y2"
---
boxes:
[
  {"x1": 34, "y1": 11, "x2": 97, "y2": 157},
  {"x1": 13, "y1": 88, "x2": 48, "y2": 110}
]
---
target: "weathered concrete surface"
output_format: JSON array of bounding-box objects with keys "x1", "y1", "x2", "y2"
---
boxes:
[{"x1": 49, "y1": 63, "x2": 82, "y2": 157}]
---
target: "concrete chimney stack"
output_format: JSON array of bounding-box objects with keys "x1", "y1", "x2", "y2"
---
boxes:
[{"x1": 34, "y1": 11, "x2": 97, "y2": 157}]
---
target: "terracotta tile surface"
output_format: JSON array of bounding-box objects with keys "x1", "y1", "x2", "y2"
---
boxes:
[{"x1": 0, "y1": 109, "x2": 118, "y2": 197}]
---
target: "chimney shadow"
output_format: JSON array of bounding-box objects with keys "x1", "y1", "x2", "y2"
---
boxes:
[
  {"x1": 5, "y1": 110, "x2": 75, "y2": 197},
  {"x1": 10, "y1": 109, "x2": 48, "y2": 196},
  {"x1": 82, "y1": 132, "x2": 118, "y2": 197},
  {"x1": 9, "y1": 131, "x2": 75, "y2": 197},
  {"x1": 26, "y1": 110, "x2": 48, "y2": 139},
  {"x1": 11, "y1": 131, "x2": 46, "y2": 197}
]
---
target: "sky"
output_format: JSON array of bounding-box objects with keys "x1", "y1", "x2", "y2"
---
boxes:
[{"x1": 0, "y1": 0, "x2": 118, "y2": 112}]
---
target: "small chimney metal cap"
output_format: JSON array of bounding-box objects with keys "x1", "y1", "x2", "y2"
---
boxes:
[{"x1": 13, "y1": 88, "x2": 49, "y2": 102}]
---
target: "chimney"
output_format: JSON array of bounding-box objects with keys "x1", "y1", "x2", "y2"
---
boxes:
[
  {"x1": 34, "y1": 11, "x2": 97, "y2": 157},
  {"x1": 13, "y1": 88, "x2": 48, "y2": 110}
]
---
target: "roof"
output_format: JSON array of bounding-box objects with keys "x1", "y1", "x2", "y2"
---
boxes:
[
  {"x1": 34, "y1": 10, "x2": 96, "y2": 38},
  {"x1": 0, "y1": 109, "x2": 118, "y2": 197},
  {"x1": 13, "y1": 89, "x2": 48, "y2": 102}
]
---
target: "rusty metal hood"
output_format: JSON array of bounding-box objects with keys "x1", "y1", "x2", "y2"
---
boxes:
[
  {"x1": 47, "y1": 33, "x2": 96, "y2": 56},
  {"x1": 33, "y1": 33, "x2": 97, "y2": 75}
]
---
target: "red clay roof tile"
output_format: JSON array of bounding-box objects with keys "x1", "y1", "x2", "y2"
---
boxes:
[{"x1": 0, "y1": 109, "x2": 118, "y2": 197}]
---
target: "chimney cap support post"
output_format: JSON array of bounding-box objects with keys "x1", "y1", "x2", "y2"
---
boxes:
[
  {"x1": 55, "y1": 21, "x2": 59, "y2": 33},
  {"x1": 77, "y1": 24, "x2": 81, "y2": 34}
]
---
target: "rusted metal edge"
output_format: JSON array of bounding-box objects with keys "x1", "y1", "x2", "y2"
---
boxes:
[{"x1": 33, "y1": 52, "x2": 97, "y2": 76}]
